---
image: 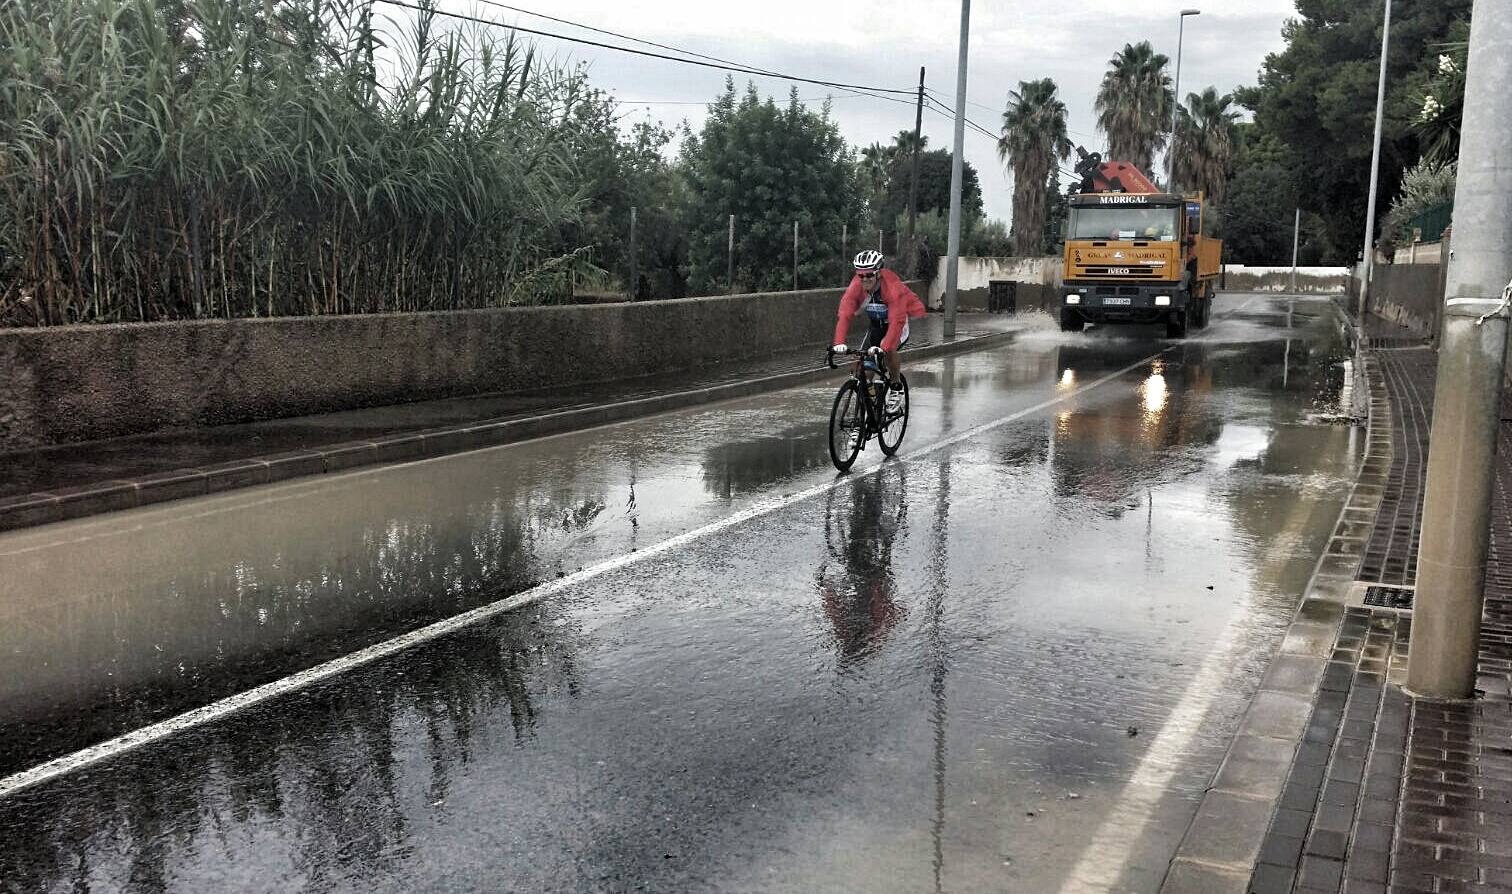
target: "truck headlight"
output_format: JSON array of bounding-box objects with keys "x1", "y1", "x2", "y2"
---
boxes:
[
  {"x1": 1154, "y1": 295, "x2": 1171, "y2": 306},
  {"x1": 1066, "y1": 294, "x2": 1081, "y2": 305}
]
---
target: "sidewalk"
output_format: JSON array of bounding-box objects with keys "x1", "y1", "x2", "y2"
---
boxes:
[
  {"x1": 0, "y1": 313, "x2": 1029, "y2": 532},
  {"x1": 1240, "y1": 341, "x2": 1512, "y2": 893}
]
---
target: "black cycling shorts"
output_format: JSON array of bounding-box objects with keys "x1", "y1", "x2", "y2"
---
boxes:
[{"x1": 860, "y1": 319, "x2": 910, "y2": 352}]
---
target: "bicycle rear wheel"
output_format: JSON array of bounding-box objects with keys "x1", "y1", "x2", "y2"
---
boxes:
[
  {"x1": 878, "y1": 375, "x2": 910, "y2": 456},
  {"x1": 828, "y1": 380, "x2": 866, "y2": 472}
]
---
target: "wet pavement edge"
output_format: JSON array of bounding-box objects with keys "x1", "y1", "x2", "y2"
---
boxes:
[
  {"x1": 0, "y1": 330, "x2": 1016, "y2": 534},
  {"x1": 1158, "y1": 306, "x2": 1387, "y2": 893}
]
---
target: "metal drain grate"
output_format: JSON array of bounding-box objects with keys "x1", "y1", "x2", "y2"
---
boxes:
[{"x1": 1362, "y1": 585, "x2": 1415, "y2": 611}]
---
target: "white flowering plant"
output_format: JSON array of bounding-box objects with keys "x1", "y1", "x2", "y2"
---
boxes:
[{"x1": 1414, "y1": 41, "x2": 1467, "y2": 164}]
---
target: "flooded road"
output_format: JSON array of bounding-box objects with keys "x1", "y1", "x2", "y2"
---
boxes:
[{"x1": 0, "y1": 294, "x2": 1360, "y2": 892}]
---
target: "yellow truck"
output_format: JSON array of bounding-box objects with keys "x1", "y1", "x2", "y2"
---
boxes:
[{"x1": 1058, "y1": 152, "x2": 1222, "y2": 339}]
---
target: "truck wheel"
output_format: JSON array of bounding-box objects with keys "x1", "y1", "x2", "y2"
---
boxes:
[
  {"x1": 1059, "y1": 308, "x2": 1085, "y2": 332},
  {"x1": 1166, "y1": 310, "x2": 1187, "y2": 339},
  {"x1": 1193, "y1": 295, "x2": 1209, "y2": 329}
]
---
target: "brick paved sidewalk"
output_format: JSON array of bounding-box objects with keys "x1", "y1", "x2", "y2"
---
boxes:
[{"x1": 1247, "y1": 346, "x2": 1512, "y2": 894}]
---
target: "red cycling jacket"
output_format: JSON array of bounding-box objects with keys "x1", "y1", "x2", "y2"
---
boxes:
[{"x1": 832, "y1": 269, "x2": 928, "y2": 353}]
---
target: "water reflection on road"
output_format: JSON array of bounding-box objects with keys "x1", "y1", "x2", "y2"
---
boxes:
[{"x1": 0, "y1": 295, "x2": 1361, "y2": 893}]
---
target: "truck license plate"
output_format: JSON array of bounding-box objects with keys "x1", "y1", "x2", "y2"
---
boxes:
[{"x1": 1103, "y1": 296, "x2": 1132, "y2": 306}]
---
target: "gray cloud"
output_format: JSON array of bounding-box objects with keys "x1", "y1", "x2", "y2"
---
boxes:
[{"x1": 437, "y1": 0, "x2": 1296, "y2": 223}]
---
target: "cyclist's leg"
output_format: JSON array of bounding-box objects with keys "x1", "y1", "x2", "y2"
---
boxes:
[
  {"x1": 884, "y1": 321, "x2": 909, "y2": 380},
  {"x1": 860, "y1": 320, "x2": 887, "y2": 378}
]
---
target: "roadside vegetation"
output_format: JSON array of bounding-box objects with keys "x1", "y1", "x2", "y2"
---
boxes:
[{"x1": 0, "y1": 0, "x2": 1473, "y2": 323}]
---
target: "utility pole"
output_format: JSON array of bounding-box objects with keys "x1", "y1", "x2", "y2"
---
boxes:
[
  {"x1": 727, "y1": 214, "x2": 736, "y2": 296},
  {"x1": 906, "y1": 66, "x2": 926, "y2": 277},
  {"x1": 1356, "y1": 0, "x2": 1392, "y2": 340},
  {"x1": 842, "y1": 222, "x2": 848, "y2": 272},
  {"x1": 943, "y1": 0, "x2": 971, "y2": 337},
  {"x1": 793, "y1": 220, "x2": 799, "y2": 292},
  {"x1": 1407, "y1": 0, "x2": 1512, "y2": 699},
  {"x1": 628, "y1": 206, "x2": 638, "y2": 301},
  {"x1": 1290, "y1": 207, "x2": 1301, "y2": 293}
]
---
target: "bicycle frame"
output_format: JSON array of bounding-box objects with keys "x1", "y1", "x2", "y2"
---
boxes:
[{"x1": 827, "y1": 349, "x2": 894, "y2": 436}]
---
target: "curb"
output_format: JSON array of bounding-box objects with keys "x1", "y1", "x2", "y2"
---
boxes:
[
  {"x1": 0, "y1": 329, "x2": 1017, "y2": 533},
  {"x1": 1158, "y1": 348, "x2": 1392, "y2": 892}
]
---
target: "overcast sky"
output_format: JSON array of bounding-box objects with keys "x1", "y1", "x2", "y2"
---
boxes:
[{"x1": 422, "y1": 0, "x2": 1300, "y2": 223}]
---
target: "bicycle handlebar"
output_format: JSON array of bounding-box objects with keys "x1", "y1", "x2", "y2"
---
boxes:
[{"x1": 826, "y1": 346, "x2": 881, "y2": 370}]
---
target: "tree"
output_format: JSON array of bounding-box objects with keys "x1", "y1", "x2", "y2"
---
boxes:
[
  {"x1": 1095, "y1": 41, "x2": 1173, "y2": 174},
  {"x1": 998, "y1": 77, "x2": 1072, "y2": 256},
  {"x1": 680, "y1": 80, "x2": 858, "y2": 294},
  {"x1": 1042, "y1": 176, "x2": 1071, "y2": 254},
  {"x1": 893, "y1": 129, "x2": 927, "y2": 156},
  {"x1": 1169, "y1": 87, "x2": 1240, "y2": 203},
  {"x1": 1220, "y1": 164, "x2": 1298, "y2": 265},
  {"x1": 1241, "y1": 0, "x2": 1472, "y2": 262},
  {"x1": 556, "y1": 87, "x2": 686, "y2": 297},
  {"x1": 1412, "y1": 22, "x2": 1469, "y2": 165},
  {"x1": 1381, "y1": 160, "x2": 1455, "y2": 244},
  {"x1": 859, "y1": 142, "x2": 895, "y2": 231},
  {"x1": 880, "y1": 149, "x2": 982, "y2": 228}
]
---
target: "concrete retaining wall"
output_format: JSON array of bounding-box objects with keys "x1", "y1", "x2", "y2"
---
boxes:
[
  {"x1": 0, "y1": 282, "x2": 922, "y2": 453},
  {"x1": 1369, "y1": 264, "x2": 1447, "y2": 338},
  {"x1": 930, "y1": 257, "x2": 1061, "y2": 313}
]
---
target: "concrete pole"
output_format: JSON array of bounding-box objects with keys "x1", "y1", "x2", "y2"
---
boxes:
[
  {"x1": 842, "y1": 222, "x2": 848, "y2": 273},
  {"x1": 727, "y1": 213, "x2": 735, "y2": 296},
  {"x1": 942, "y1": 0, "x2": 971, "y2": 338},
  {"x1": 1290, "y1": 207, "x2": 1301, "y2": 293},
  {"x1": 1356, "y1": 0, "x2": 1392, "y2": 340},
  {"x1": 793, "y1": 220, "x2": 799, "y2": 292},
  {"x1": 906, "y1": 66, "x2": 926, "y2": 275},
  {"x1": 628, "y1": 205, "x2": 638, "y2": 301},
  {"x1": 1407, "y1": 0, "x2": 1512, "y2": 699}
]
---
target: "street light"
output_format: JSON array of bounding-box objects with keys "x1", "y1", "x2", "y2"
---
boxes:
[
  {"x1": 1169, "y1": 8, "x2": 1200, "y2": 191},
  {"x1": 1357, "y1": 0, "x2": 1392, "y2": 340}
]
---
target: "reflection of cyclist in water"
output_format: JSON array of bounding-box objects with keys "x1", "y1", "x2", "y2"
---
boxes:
[{"x1": 815, "y1": 467, "x2": 908, "y2": 666}]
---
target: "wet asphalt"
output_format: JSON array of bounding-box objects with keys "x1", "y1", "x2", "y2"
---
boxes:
[{"x1": 0, "y1": 294, "x2": 1360, "y2": 893}]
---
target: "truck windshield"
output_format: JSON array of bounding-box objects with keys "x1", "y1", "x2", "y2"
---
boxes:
[{"x1": 1068, "y1": 207, "x2": 1180, "y2": 241}]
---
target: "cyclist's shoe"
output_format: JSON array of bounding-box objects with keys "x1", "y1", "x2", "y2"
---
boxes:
[
  {"x1": 847, "y1": 425, "x2": 862, "y2": 452},
  {"x1": 885, "y1": 384, "x2": 905, "y2": 415}
]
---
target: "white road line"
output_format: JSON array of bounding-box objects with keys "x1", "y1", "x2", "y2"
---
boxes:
[{"x1": 0, "y1": 343, "x2": 1175, "y2": 800}]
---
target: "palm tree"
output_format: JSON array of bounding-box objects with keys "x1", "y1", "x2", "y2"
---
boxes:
[
  {"x1": 859, "y1": 142, "x2": 894, "y2": 231},
  {"x1": 1169, "y1": 87, "x2": 1240, "y2": 202},
  {"x1": 1094, "y1": 41, "x2": 1173, "y2": 174},
  {"x1": 892, "y1": 129, "x2": 928, "y2": 156},
  {"x1": 998, "y1": 78, "x2": 1072, "y2": 256}
]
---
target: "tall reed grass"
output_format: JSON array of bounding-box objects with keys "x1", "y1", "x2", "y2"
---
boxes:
[{"x1": 0, "y1": 0, "x2": 590, "y2": 325}]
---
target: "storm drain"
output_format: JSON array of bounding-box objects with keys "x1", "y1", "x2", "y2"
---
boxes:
[{"x1": 1345, "y1": 581, "x2": 1416, "y2": 613}]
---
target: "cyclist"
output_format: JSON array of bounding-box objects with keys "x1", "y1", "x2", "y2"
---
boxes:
[{"x1": 831, "y1": 250, "x2": 927, "y2": 415}]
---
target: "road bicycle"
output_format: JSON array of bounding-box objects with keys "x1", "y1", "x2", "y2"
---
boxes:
[{"x1": 825, "y1": 347, "x2": 910, "y2": 472}]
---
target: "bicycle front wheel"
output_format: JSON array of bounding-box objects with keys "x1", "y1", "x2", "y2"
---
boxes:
[
  {"x1": 828, "y1": 379, "x2": 866, "y2": 472},
  {"x1": 878, "y1": 374, "x2": 910, "y2": 456}
]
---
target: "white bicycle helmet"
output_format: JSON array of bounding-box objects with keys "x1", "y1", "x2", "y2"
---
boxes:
[{"x1": 852, "y1": 250, "x2": 884, "y2": 272}]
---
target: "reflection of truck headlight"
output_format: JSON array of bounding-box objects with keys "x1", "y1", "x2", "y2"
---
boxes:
[
  {"x1": 1155, "y1": 294, "x2": 1171, "y2": 306},
  {"x1": 1066, "y1": 294, "x2": 1081, "y2": 305}
]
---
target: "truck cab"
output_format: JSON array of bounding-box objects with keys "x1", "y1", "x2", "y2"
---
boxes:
[{"x1": 1058, "y1": 155, "x2": 1222, "y2": 339}]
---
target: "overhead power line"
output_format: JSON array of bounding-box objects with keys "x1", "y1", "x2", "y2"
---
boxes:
[
  {"x1": 374, "y1": 0, "x2": 917, "y2": 97},
  {"x1": 921, "y1": 94, "x2": 1082, "y2": 182},
  {"x1": 457, "y1": 0, "x2": 922, "y2": 112},
  {"x1": 928, "y1": 88, "x2": 1099, "y2": 141},
  {"x1": 469, "y1": 0, "x2": 923, "y2": 113}
]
